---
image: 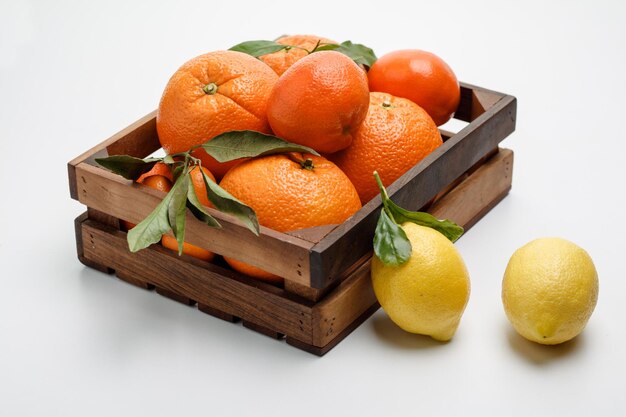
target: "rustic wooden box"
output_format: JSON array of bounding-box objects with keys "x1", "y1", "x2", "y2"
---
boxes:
[{"x1": 69, "y1": 82, "x2": 516, "y2": 355}]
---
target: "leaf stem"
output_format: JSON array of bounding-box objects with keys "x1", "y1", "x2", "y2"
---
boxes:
[{"x1": 373, "y1": 170, "x2": 392, "y2": 203}]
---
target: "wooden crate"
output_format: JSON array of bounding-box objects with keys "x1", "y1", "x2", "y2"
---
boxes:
[{"x1": 69, "y1": 82, "x2": 516, "y2": 355}]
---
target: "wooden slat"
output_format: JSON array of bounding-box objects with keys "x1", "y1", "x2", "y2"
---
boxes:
[
  {"x1": 429, "y1": 149, "x2": 513, "y2": 228},
  {"x1": 455, "y1": 82, "x2": 508, "y2": 122},
  {"x1": 80, "y1": 219, "x2": 314, "y2": 343},
  {"x1": 312, "y1": 259, "x2": 376, "y2": 347},
  {"x1": 74, "y1": 162, "x2": 314, "y2": 285},
  {"x1": 310, "y1": 94, "x2": 517, "y2": 288},
  {"x1": 74, "y1": 212, "x2": 112, "y2": 274},
  {"x1": 68, "y1": 111, "x2": 159, "y2": 200}
]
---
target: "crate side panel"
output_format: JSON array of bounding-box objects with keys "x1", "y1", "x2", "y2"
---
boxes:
[
  {"x1": 74, "y1": 162, "x2": 314, "y2": 285},
  {"x1": 80, "y1": 220, "x2": 314, "y2": 343}
]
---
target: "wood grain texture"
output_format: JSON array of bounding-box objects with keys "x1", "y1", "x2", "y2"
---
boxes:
[
  {"x1": 309, "y1": 92, "x2": 516, "y2": 288},
  {"x1": 68, "y1": 111, "x2": 159, "y2": 200},
  {"x1": 80, "y1": 219, "x2": 315, "y2": 343},
  {"x1": 455, "y1": 82, "x2": 508, "y2": 122},
  {"x1": 429, "y1": 149, "x2": 513, "y2": 227},
  {"x1": 312, "y1": 259, "x2": 377, "y2": 347},
  {"x1": 73, "y1": 212, "x2": 112, "y2": 274},
  {"x1": 73, "y1": 162, "x2": 314, "y2": 285}
]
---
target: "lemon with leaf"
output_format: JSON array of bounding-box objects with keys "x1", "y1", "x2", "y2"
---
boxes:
[{"x1": 370, "y1": 172, "x2": 469, "y2": 341}]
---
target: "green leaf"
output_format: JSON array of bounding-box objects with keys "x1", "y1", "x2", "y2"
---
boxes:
[
  {"x1": 385, "y1": 199, "x2": 464, "y2": 243},
  {"x1": 373, "y1": 209, "x2": 412, "y2": 266},
  {"x1": 229, "y1": 40, "x2": 289, "y2": 57},
  {"x1": 199, "y1": 130, "x2": 319, "y2": 163},
  {"x1": 95, "y1": 155, "x2": 161, "y2": 180},
  {"x1": 167, "y1": 171, "x2": 190, "y2": 255},
  {"x1": 162, "y1": 154, "x2": 176, "y2": 165},
  {"x1": 311, "y1": 43, "x2": 340, "y2": 52},
  {"x1": 336, "y1": 41, "x2": 377, "y2": 67},
  {"x1": 127, "y1": 188, "x2": 175, "y2": 253},
  {"x1": 313, "y1": 41, "x2": 377, "y2": 68},
  {"x1": 186, "y1": 179, "x2": 221, "y2": 229},
  {"x1": 171, "y1": 163, "x2": 186, "y2": 181},
  {"x1": 200, "y1": 170, "x2": 260, "y2": 236},
  {"x1": 373, "y1": 171, "x2": 464, "y2": 244}
]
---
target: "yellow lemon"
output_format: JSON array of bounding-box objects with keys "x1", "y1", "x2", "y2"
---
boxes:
[
  {"x1": 502, "y1": 237, "x2": 599, "y2": 345},
  {"x1": 371, "y1": 222, "x2": 470, "y2": 341}
]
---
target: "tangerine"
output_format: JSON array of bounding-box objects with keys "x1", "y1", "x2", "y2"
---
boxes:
[
  {"x1": 259, "y1": 34, "x2": 336, "y2": 75},
  {"x1": 121, "y1": 163, "x2": 173, "y2": 231},
  {"x1": 368, "y1": 49, "x2": 460, "y2": 126},
  {"x1": 267, "y1": 51, "x2": 370, "y2": 154},
  {"x1": 157, "y1": 50, "x2": 278, "y2": 179},
  {"x1": 330, "y1": 92, "x2": 443, "y2": 204},
  {"x1": 219, "y1": 153, "x2": 362, "y2": 282}
]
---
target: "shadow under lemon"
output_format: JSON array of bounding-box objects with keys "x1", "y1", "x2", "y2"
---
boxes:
[
  {"x1": 369, "y1": 311, "x2": 445, "y2": 350},
  {"x1": 505, "y1": 321, "x2": 586, "y2": 366}
]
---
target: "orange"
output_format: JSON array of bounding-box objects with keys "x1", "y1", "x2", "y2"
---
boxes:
[
  {"x1": 137, "y1": 162, "x2": 174, "y2": 183},
  {"x1": 161, "y1": 236, "x2": 215, "y2": 262},
  {"x1": 219, "y1": 153, "x2": 362, "y2": 282},
  {"x1": 188, "y1": 165, "x2": 215, "y2": 207},
  {"x1": 156, "y1": 50, "x2": 279, "y2": 180},
  {"x1": 368, "y1": 49, "x2": 460, "y2": 126},
  {"x1": 267, "y1": 51, "x2": 370, "y2": 154},
  {"x1": 259, "y1": 34, "x2": 337, "y2": 75},
  {"x1": 330, "y1": 92, "x2": 443, "y2": 204},
  {"x1": 121, "y1": 163, "x2": 173, "y2": 231}
]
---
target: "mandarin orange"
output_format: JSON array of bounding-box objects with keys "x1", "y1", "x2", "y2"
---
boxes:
[
  {"x1": 260, "y1": 34, "x2": 337, "y2": 75},
  {"x1": 219, "y1": 153, "x2": 362, "y2": 282},
  {"x1": 267, "y1": 51, "x2": 370, "y2": 154},
  {"x1": 157, "y1": 50, "x2": 278, "y2": 179},
  {"x1": 368, "y1": 49, "x2": 460, "y2": 126},
  {"x1": 330, "y1": 92, "x2": 443, "y2": 204}
]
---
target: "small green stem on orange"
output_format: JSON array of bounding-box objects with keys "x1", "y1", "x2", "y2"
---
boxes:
[
  {"x1": 286, "y1": 153, "x2": 315, "y2": 170},
  {"x1": 381, "y1": 101, "x2": 393, "y2": 109},
  {"x1": 302, "y1": 158, "x2": 315, "y2": 170},
  {"x1": 202, "y1": 82, "x2": 218, "y2": 95}
]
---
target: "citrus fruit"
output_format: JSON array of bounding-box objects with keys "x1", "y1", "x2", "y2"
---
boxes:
[
  {"x1": 259, "y1": 34, "x2": 336, "y2": 75},
  {"x1": 371, "y1": 222, "x2": 470, "y2": 341},
  {"x1": 330, "y1": 92, "x2": 443, "y2": 204},
  {"x1": 156, "y1": 50, "x2": 278, "y2": 179},
  {"x1": 267, "y1": 50, "x2": 370, "y2": 154},
  {"x1": 121, "y1": 163, "x2": 173, "y2": 231},
  {"x1": 137, "y1": 162, "x2": 174, "y2": 183},
  {"x1": 502, "y1": 238, "x2": 599, "y2": 345},
  {"x1": 368, "y1": 49, "x2": 460, "y2": 126},
  {"x1": 219, "y1": 153, "x2": 362, "y2": 282},
  {"x1": 161, "y1": 235, "x2": 215, "y2": 262},
  {"x1": 188, "y1": 165, "x2": 215, "y2": 208}
]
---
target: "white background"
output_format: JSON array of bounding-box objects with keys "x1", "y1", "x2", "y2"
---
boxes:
[{"x1": 1, "y1": 0, "x2": 625, "y2": 415}]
